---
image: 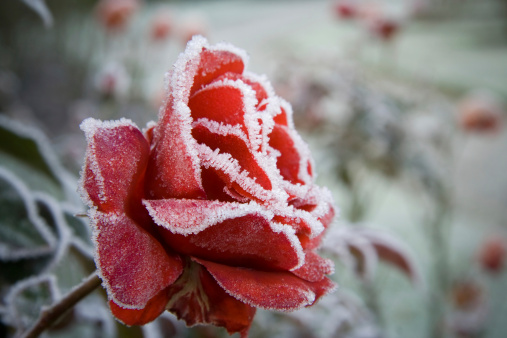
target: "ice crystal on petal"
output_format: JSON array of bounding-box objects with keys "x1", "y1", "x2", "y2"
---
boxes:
[
  {"x1": 144, "y1": 199, "x2": 273, "y2": 236},
  {"x1": 79, "y1": 117, "x2": 144, "y2": 209}
]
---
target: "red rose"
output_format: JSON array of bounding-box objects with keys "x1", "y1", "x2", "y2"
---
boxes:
[
  {"x1": 95, "y1": 0, "x2": 139, "y2": 32},
  {"x1": 150, "y1": 10, "x2": 173, "y2": 41},
  {"x1": 334, "y1": 1, "x2": 357, "y2": 19},
  {"x1": 79, "y1": 36, "x2": 336, "y2": 336},
  {"x1": 478, "y1": 237, "x2": 506, "y2": 273},
  {"x1": 368, "y1": 17, "x2": 400, "y2": 41},
  {"x1": 458, "y1": 93, "x2": 504, "y2": 133}
]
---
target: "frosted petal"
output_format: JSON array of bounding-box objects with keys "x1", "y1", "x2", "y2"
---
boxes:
[
  {"x1": 79, "y1": 118, "x2": 149, "y2": 214},
  {"x1": 189, "y1": 83, "x2": 249, "y2": 130},
  {"x1": 190, "y1": 44, "x2": 246, "y2": 96},
  {"x1": 268, "y1": 124, "x2": 304, "y2": 184},
  {"x1": 144, "y1": 199, "x2": 270, "y2": 235},
  {"x1": 197, "y1": 258, "x2": 337, "y2": 311},
  {"x1": 146, "y1": 36, "x2": 250, "y2": 201},
  {"x1": 145, "y1": 101, "x2": 205, "y2": 200},
  {"x1": 192, "y1": 78, "x2": 264, "y2": 152},
  {"x1": 90, "y1": 210, "x2": 183, "y2": 309},
  {"x1": 197, "y1": 143, "x2": 288, "y2": 204},
  {"x1": 144, "y1": 199, "x2": 303, "y2": 270},
  {"x1": 210, "y1": 72, "x2": 268, "y2": 106},
  {"x1": 291, "y1": 251, "x2": 335, "y2": 283},
  {"x1": 192, "y1": 124, "x2": 272, "y2": 191}
]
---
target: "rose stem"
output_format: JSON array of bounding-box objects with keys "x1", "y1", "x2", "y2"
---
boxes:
[{"x1": 22, "y1": 271, "x2": 102, "y2": 338}]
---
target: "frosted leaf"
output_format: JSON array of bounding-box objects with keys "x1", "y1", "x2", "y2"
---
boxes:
[
  {"x1": 61, "y1": 204, "x2": 93, "y2": 252},
  {"x1": 355, "y1": 227, "x2": 422, "y2": 285},
  {"x1": 284, "y1": 289, "x2": 381, "y2": 338},
  {"x1": 323, "y1": 224, "x2": 421, "y2": 284},
  {"x1": 75, "y1": 294, "x2": 117, "y2": 337},
  {"x1": 0, "y1": 116, "x2": 79, "y2": 204},
  {"x1": 0, "y1": 168, "x2": 57, "y2": 261},
  {"x1": 32, "y1": 192, "x2": 74, "y2": 273},
  {"x1": 20, "y1": 0, "x2": 53, "y2": 27},
  {"x1": 2, "y1": 274, "x2": 60, "y2": 333}
]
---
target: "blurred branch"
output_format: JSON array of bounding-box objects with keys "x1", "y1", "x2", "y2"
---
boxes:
[{"x1": 21, "y1": 271, "x2": 101, "y2": 338}]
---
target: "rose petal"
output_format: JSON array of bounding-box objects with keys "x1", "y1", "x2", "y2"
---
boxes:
[
  {"x1": 192, "y1": 124, "x2": 272, "y2": 190},
  {"x1": 199, "y1": 167, "x2": 237, "y2": 202},
  {"x1": 79, "y1": 118, "x2": 149, "y2": 214},
  {"x1": 144, "y1": 199, "x2": 303, "y2": 270},
  {"x1": 190, "y1": 48, "x2": 245, "y2": 96},
  {"x1": 109, "y1": 288, "x2": 171, "y2": 326},
  {"x1": 291, "y1": 251, "x2": 335, "y2": 282},
  {"x1": 167, "y1": 261, "x2": 255, "y2": 336},
  {"x1": 273, "y1": 106, "x2": 289, "y2": 126},
  {"x1": 268, "y1": 124, "x2": 304, "y2": 185},
  {"x1": 91, "y1": 210, "x2": 183, "y2": 309},
  {"x1": 211, "y1": 72, "x2": 268, "y2": 106},
  {"x1": 145, "y1": 101, "x2": 206, "y2": 200},
  {"x1": 190, "y1": 85, "x2": 247, "y2": 128},
  {"x1": 196, "y1": 258, "x2": 337, "y2": 311}
]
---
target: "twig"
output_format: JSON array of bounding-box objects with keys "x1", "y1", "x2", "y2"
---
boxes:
[{"x1": 21, "y1": 272, "x2": 102, "y2": 338}]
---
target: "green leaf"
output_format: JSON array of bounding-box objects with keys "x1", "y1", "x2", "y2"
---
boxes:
[
  {"x1": 20, "y1": 0, "x2": 53, "y2": 27},
  {"x1": 0, "y1": 117, "x2": 76, "y2": 201},
  {"x1": 63, "y1": 210, "x2": 92, "y2": 247},
  {"x1": 2, "y1": 275, "x2": 59, "y2": 332},
  {"x1": 0, "y1": 168, "x2": 56, "y2": 261}
]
